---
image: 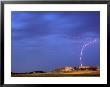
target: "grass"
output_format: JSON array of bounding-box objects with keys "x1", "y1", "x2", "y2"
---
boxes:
[{"x1": 11, "y1": 70, "x2": 100, "y2": 77}]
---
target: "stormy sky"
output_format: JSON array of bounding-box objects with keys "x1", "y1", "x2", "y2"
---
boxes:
[{"x1": 11, "y1": 11, "x2": 100, "y2": 72}]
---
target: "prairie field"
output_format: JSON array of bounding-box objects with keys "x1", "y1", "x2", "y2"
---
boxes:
[{"x1": 11, "y1": 70, "x2": 100, "y2": 77}]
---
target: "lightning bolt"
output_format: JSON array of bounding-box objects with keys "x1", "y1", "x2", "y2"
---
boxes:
[{"x1": 80, "y1": 39, "x2": 96, "y2": 66}]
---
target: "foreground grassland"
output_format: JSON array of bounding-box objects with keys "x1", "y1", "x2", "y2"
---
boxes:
[{"x1": 11, "y1": 70, "x2": 100, "y2": 77}]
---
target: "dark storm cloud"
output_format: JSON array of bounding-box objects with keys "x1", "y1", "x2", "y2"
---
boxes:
[{"x1": 11, "y1": 11, "x2": 100, "y2": 40}]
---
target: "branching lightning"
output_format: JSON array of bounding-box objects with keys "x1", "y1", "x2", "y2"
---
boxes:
[{"x1": 80, "y1": 39, "x2": 97, "y2": 66}]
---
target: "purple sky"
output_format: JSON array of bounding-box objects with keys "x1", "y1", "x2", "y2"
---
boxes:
[{"x1": 11, "y1": 11, "x2": 100, "y2": 72}]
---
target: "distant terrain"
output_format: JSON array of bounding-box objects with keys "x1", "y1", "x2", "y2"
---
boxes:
[
  {"x1": 11, "y1": 66, "x2": 100, "y2": 77},
  {"x1": 12, "y1": 70, "x2": 100, "y2": 77}
]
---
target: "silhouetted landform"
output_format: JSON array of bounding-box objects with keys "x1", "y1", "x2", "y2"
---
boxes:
[
  {"x1": 28, "y1": 71, "x2": 46, "y2": 74},
  {"x1": 11, "y1": 71, "x2": 46, "y2": 74},
  {"x1": 11, "y1": 66, "x2": 100, "y2": 77}
]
